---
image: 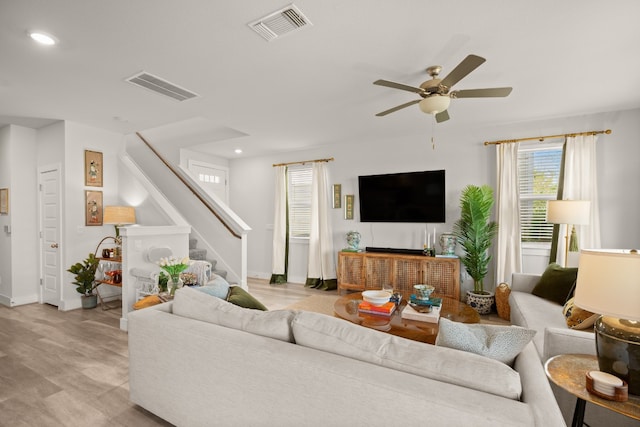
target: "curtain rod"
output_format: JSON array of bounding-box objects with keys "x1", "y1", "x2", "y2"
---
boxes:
[
  {"x1": 272, "y1": 157, "x2": 334, "y2": 167},
  {"x1": 484, "y1": 129, "x2": 611, "y2": 146}
]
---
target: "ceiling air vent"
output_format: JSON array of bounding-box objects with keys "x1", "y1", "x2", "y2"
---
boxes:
[
  {"x1": 126, "y1": 71, "x2": 199, "y2": 101},
  {"x1": 249, "y1": 4, "x2": 311, "y2": 41}
]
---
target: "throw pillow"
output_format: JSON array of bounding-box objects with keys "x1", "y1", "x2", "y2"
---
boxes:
[
  {"x1": 562, "y1": 297, "x2": 599, "y2": 330},
  {"x1": 133, "y1": 294, "x2": 163, "y2": 310},
  {"x1": 531, "y1": 263, "x2": 578, "y2": 305},
  {"x1": 435, "y1": 317, "x2": 536, "y2": 365},
  {"x1": 197, "y1": 276, "x2": 231, "y2": 299},
  {"x1": 227, "y1": 285, "x2": 268, "y2": 311}
]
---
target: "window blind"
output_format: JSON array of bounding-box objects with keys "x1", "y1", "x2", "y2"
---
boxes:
[
  {"x1": 287, "y1": 165, "x2": 312, "y2": 238},
  {"x1": 518, "y1": 145, "x2": 563, "y2": 242}
]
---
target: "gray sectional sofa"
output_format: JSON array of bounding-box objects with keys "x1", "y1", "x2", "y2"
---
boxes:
[
  {"x1": 509, "y1": 272, "x2": 636, "y2": 427},
  {"x1": 128, "y1": 286, "x2": 565, "y2": 426}
]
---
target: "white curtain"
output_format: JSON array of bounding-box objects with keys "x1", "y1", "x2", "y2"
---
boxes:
[
  {"x1": 495, "y1": 142, "x2": 522, "y2": 284},
  {"x1": 306, "y1": 162, "x2": 337, "y2": 290},
  {"x1": 558, "y1": 134, "x2": 601, "y2": 266},
  {"x1": 270, "y1": 166, "x2": 288, "y2": 284}
]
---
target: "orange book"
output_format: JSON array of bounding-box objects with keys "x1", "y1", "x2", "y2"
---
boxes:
[{"x1": 358, "y1": 301, "x2": 397, "y2": 315}]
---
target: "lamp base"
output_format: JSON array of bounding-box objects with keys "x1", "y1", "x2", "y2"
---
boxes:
[{"x1": 595, "y1": 316, "x2": 640, "y2": 395}]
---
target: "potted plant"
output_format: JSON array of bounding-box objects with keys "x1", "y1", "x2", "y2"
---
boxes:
[
  {"x1": 452, "y1": 185, "x2": 499, "y2": 314},
  {"x1": 68, "y1": 253, "x2": 100, "y2": 309}
]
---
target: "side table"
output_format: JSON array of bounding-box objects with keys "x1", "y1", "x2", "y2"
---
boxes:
[{"x1": 545, "y1": 354, "x2": 640, "y2": 426}]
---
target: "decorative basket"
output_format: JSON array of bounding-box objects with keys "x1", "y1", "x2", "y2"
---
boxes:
[{"x1": 495, "y1": 282, "x2": 511, "y2": 321}]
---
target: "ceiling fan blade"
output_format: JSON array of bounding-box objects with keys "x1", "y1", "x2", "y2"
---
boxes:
[
  {"x1": 374, "y1": 79, "x2": 423, "y2": 94},
  {"x1": 450, "y1": 87, "x2": 513, "y2": 98},
  {"x1": 435, "y1": 110, "x2": 450, "y2": 123},
  {"x1": 439, "y1": 54, "x2": 486, "y2": 90},
  {"x1": 375, "y1": 99, "x2": 421, "y2": 116}
]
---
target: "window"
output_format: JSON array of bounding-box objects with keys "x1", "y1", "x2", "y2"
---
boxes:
[
  {"x1": 287, "y1": 165, "x2": 312, "y2": 238},
  {"x1": 518, "y1": 143, "x2": 563, "y2": 243}
]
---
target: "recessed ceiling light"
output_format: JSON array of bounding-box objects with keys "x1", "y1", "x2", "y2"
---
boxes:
[
  {"x1": 29, "y1": 31, "x2": 58, "y2": 45},
  {"x1": 234, "y1": 149, "x2": 243, "y2": 154}
]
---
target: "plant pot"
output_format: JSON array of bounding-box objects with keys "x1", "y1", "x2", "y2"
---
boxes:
[
  {"x1": 466, "y1": 290, "x2": 495, "y2": 315},
  {"x1": 81, "y1": 294, "x2": 98, "y2": 309}
]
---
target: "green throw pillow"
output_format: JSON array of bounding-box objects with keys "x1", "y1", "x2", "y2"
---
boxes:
[
  {"x1": 531, "y1": 263, "x2": 578, "y2": 305},
  {"x1": 226, "y1": 286, "x2": 268, "y2": 311}
]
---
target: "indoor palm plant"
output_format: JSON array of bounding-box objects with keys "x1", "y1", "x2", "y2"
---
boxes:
[
  {"x1": 67, "y1": 253, "x2": 100, "y2": 309},
  {"x1": 452, "y1": 185, "x2": 499, "y2": 314}
]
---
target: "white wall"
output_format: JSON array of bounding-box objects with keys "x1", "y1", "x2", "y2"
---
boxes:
[
  {"x1": 0, "y1": 125, "x2": 39, "y2": 306},
  {"x1": 230, "y1": 108, "x2": 640, "y2": 294}
]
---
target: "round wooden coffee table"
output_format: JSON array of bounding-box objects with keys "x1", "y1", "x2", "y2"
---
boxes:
[{"x1": 333, "y1": 292, "x2": 480, "y2": 344}]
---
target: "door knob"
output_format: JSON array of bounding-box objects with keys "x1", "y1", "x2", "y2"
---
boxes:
[{"x1": 50, "y1": 243, "x2": 59, "y2": 248}]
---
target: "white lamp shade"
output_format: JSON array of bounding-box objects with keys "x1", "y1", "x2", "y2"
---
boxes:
[
  {"x1": 103, "y1": 206, "x2": 136, "y2": 225},
  {"x1": 574, "y1": 249, "x2": 640, "y2": 321},
  {"x1": 546, "y1": 200, "x2": 590, "y2": 225},
  {"x1": 418, "y1": 95, "x2": 451, "y2": 114}
]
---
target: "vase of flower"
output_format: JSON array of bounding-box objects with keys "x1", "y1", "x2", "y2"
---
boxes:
[
  {"x1": 169, "y1": 275, "x2": 183, "y2": 296},
  {"x1": 157, "y1": 256, "x2": 192, "y2": 297}
]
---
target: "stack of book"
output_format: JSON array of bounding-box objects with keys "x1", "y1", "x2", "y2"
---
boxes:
[{"x1": 358, "y1": 301, "x2": 397, "y2": 317}]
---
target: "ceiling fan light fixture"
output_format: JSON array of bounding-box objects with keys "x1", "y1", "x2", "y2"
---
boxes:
[{"x1": 419, "y1": 95, "x2": 450, "y2": 115}]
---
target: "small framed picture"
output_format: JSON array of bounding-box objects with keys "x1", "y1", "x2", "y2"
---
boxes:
[
  {"x1": 344, "y1": 194, "x2": 354, "y2": 220},
  {"x1": 84, "y1": 150, "x2": 103, "y2": 187},
  {"x1": 0, "y1": 188, "x2": 8, "y2": 214},
  {"x1": 85, "y1": 190, "x2": 103, "y2": 226},
  {"x1": 332, "y1": 184, "x2": 342, "y2": 208}
]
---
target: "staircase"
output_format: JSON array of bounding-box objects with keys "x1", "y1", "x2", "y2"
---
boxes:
[{"x1": 189, "y1": 236, "x2": 227, "y2": 279}]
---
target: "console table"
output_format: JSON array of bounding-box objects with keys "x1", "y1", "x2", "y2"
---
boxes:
[{"x1": 337, "y1": 251, "x2": 460, "y2": 300}]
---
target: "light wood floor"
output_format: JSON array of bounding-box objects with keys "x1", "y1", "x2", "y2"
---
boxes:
[{"x1": 0, "y1": 279, "x2": 325, "y2": 426}]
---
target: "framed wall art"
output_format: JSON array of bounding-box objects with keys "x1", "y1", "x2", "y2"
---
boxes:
[
  {"x1": 332, "y1": 184, "x2": 342, "y2": 208},
  {"x1": 0, "y1": 188, "x2": 8, "y2": 214},
  {"x1": 85, "y1": 190, "x2": 103, "y2": 226},
  {"x1": 344, "y1": 194, "x2": 354, "y2": 220},
  {"x1": 84, "y1": 150, "x2": 103, "y2": 187}
]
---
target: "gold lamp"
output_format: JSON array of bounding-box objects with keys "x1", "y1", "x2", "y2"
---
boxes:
[
  {"x1": 546, "y1": 200, "x2": 590, "y2": 267},
  {"x1": 574, "y1": 249, "x2": 640, "y2": 395},
  {"x1": 103, "y1": 206, "x2": 136, "y2": 244}
]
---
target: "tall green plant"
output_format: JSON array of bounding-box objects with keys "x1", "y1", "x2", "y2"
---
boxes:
[{"x1": 452, "y1": 185, "x2": 499, "y2": 294}]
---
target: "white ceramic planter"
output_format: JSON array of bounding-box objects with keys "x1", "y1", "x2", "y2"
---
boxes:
[{"x1": 466, "y1": 290, "x2": 495, "y2": 315}]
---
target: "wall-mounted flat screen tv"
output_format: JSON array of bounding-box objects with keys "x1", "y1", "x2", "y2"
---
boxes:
[{"x1": 358, "y1": 170, "x2": 445, "y2": 223}]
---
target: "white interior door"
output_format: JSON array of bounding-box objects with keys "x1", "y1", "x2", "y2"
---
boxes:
[
  {"x1": 188, "y1": 160, "x2": 228, "y2": 204},
  {"x1": 40, "y1": 167, "x2": 61, "y2": 306}
]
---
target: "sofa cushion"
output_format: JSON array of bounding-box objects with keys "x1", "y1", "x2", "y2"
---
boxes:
[
  {"x1": 531, "y1": 263, "x2": 578, "y2": 305},
  {"x1": 173, "y1": 286, "x2": 295, "y2": 342},
  {"x1": 562, "y1": 297, "x2": 599, "y2": 330},
  {"x1": 197, "y1": 276, "x2": 231, "y2": 299},
  {"x1": 226, "y1": 285, "x2": 268, "y2": 311},
  {"x1": 291, "y1": 311, "x2": 522, "y2": 400},
  {"x1": 435, "y1": 317, "x2": 536, "y2": 365}
]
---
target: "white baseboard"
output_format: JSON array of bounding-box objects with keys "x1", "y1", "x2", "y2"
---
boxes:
[
  {"x1": 248, "y1": 271, "x2": 304, "y2": 284},
  {"x1": 0, "y1": 293, "x2": 39, "y2": 307}
]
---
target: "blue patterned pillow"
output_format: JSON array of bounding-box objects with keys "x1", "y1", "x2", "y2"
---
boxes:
[
  {"x1": 196, "y1": 276, "x2": 230, "y2": 299},
  {"x1": 435, "y1": 317, "x2": 536, "y2": 365}
]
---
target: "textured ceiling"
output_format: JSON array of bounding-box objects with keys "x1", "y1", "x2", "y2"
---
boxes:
[{"x1": 1, "y1": 0, "x2": 639, "y2": 158}]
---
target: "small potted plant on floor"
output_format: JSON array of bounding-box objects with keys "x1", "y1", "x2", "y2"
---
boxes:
[
  {"x1": 68, "y1": 253, "x2": 100, "y2": 309},
  {"x1": 452, "y1": 185, "x2": 499, "y2": 314}
]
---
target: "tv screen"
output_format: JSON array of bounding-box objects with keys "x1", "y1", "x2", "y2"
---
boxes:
[{"x1": 358, "y1": 170, "x2": 445, "y2": 223}]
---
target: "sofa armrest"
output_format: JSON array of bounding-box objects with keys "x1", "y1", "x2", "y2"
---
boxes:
[
  {"x1": 510, "y1": 273, "x2": 540, "y2": 294},
  {"x1": 543, "y1": 327, "x2": 596, "y2": 361}
]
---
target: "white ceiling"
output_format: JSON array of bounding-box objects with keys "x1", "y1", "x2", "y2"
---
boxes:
[{"x1": 2, "y1": 0, "x2": 640, "y2": 159}]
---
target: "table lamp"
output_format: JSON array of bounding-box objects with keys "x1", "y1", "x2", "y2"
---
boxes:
[
  {"x1": 574, "y1": 249, "x2": 640, "y2": 395},
  {"x1": 103, "y1": 206, "x2": 136, "y2": 250},
  {"x1": 546, "y1": 200, "x2": 590, "y2": 267}
]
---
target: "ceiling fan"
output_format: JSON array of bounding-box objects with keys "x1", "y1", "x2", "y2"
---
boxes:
[{"x1": 373, "y1": 54, "x2": 512, "y2": 123}]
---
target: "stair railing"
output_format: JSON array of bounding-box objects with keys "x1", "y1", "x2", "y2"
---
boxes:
[{"x1": 135, "y1": 131, "x2": 241, "y2": 239}]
